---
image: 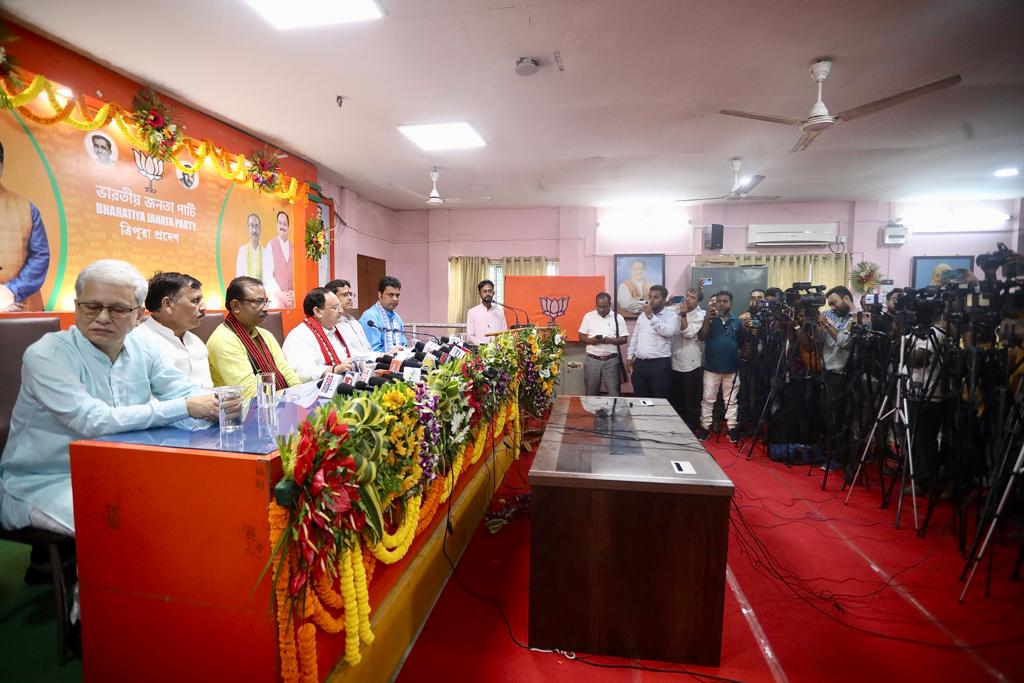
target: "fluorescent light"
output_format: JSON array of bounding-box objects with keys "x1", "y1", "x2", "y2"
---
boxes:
[
  {"x1": 397, "y1": 122, "x2": 486, "y2": 151},
  {"x1": 243, "y1": 0, "x2": 381, "y2": 30},
  {"x1": 994, "y1": 167, "x2": 1019, "y2": 177}
]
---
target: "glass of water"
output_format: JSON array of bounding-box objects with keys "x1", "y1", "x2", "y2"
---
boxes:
[
  {"x1": 215, "y1": 385, "x2": 244, "y2": 433},
  {"x1": 256, "y1": 372, "x2": 277, "y2": 438}
]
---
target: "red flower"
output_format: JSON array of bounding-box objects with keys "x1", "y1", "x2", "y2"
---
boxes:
[
  {"x1": 310, "y1": 467, "x2": 327, "y2": 495},
  {"x1": 146, "y1": 109, "x2": 166, "y2": 129},
  {"x1": 349, "y1": 509, "x2": 366, "y2": 532},
  {"x1": 289, "y1": 570, "x2": 307, "y2": 596},
  {"x1": 293, "y1": 432, "x2": 316, "y2": 486}
]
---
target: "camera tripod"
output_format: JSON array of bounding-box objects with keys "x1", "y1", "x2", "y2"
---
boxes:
[{"x1": 845, "y1": 331, "x2": 922, "y2": 530}]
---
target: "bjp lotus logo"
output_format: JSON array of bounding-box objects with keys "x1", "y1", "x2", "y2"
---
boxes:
[
  {"x1": 539, "y1": 296, "x2": 570, "y2": 326},
  {"x1": 132, "y1": 149, "x2": 164, "y2": 193}
]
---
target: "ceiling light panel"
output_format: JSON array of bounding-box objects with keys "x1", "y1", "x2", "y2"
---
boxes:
[
  {"x1": 994, "y1": 168, "x2": 1019, "y2": 177},
  {"x1": 243, "y1": 0, "x2": 382, "y2": 30},
  {"x1": 397, "y1": 122, "x2": 487, "y2": 151}
]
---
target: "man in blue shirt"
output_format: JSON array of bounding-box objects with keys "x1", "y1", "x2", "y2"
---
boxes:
[
  {"x1": 0, "y1": 259, "x2": 221, "y2": 536},
  {"x1": 0, "y1": 141, "x2": 51, "y2": 312},
  {"x1": 360, "y1": 275, "x2": 408, "y2": 353},
  {"x1": 697, "y1": 290, "x2": 745, "y2": 444}
]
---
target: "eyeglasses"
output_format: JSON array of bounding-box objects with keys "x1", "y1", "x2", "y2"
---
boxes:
[
  {"x1": 76, "y1": 301, "x2": 139, "y2": 319},
  {"x1": 339, "y1": 291, "x2": 355, "y2": 298},
  {"x1": 240, "y1": 297, "x2": 270, "y2": 308}
]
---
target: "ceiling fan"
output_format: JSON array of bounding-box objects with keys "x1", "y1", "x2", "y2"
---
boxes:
[
  {"x1": 720, "y1": 60, "x2": 962, "y2": 152},
  {"x1": 675, "y1": 157, "x2": 780, "y2": 202},
  {"x1": 389, "y1": 167, "x2": 493, "y2": 207}
]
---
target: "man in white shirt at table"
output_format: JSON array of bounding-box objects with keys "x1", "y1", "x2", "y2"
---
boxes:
[
  {"x1": 132, "y1": 271, "x2": 213, "y2": 388},
  {"x1": 578, "y1": 292, "x2": 629, "y2": 396},
  {"x1": 0, "y1": 259, "x2": 222, "y2": 537},
  {"x1": 325, "y1": 279, "x2": 380, "y2": 363},
  {"x1": 466, "y1": 279, "x2": 508, "y2": 344},
  {"x1": 670, "y1": 287, "x2": 705, "y2": 430},
  {"x1": 282, "y1": 287, "x2": 355, "y2": 382}
]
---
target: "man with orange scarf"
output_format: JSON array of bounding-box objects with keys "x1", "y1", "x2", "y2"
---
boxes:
[
  {"x1": 206, "y1": 276, "x2": 301, "y2": 398},
  {"x1": 0, "y1": 141, "x2": 50, "y2": 312}
]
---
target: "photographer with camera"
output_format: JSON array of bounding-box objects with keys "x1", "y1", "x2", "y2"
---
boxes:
[
  {"x1": 696, "y1": 290, "x2": 744, "y2": 443},
  {"x1": 625, "y1": 285, "x2": 677, "y2": 399},
  {"x1": 819, "y1": 286, "x2": 856, "y2": 469},
  {"x1": 670, "y1": 286, "x2": 706, "y2": 430}
]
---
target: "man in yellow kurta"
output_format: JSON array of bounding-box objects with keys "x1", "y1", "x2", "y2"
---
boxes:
[
  {"x1": 0, "y1": 141, "x2": 50, "y2": 312},
  {"x1": 206, "y1": 276, "x2": 301, "y2": 398}
]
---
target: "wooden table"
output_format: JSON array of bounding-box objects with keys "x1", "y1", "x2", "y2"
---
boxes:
[{"x1": 528, "y1": 396, "x2": 734, "y2": 666}]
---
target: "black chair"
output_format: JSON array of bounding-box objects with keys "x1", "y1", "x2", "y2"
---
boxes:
[
  {"x1": 191, "y1": 311, "x2": 225, "y2": 344},
  {"x1": 0, "y1": 316, "x2": 74, "y2": 663},
  {"x1": 259, "y1": 311, "x2": 285, "y2": 346}
]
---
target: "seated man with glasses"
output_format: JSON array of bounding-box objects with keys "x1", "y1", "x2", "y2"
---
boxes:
[
  {"x1": 206, "y1": 276, "x2": 301, "y2": 398},
  {"x1": 282, "y1": 287, "x2": 354, "y2": 382},
  {"x1": 325, "y1": 279, "x2": 379, "y2": 362},
  {"x1": 0, "y1": 259, "x2": 222, "y2": 537}
]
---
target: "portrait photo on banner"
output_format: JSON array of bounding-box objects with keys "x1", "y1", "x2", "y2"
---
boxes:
[
  {"x1": 614, "y1": 253, "x2": 665, "y2": 318},
  {"x1": 911, "y1": 255, "x2": 975, "y2": 289},
  {"x1": 0, "y1": 104, "x2": 296, "y2": 312}
]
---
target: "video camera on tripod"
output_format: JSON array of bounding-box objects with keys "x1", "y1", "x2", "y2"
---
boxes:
[
  {"x1": 891, "y1": 287, "x2": 946, "y2": 335},
  {"x1": 977, "y1": 242, "x2": 1022, "y2": 281},
  {"x1": 784, "y1": 282, "x2": 826, "y2": 322}
]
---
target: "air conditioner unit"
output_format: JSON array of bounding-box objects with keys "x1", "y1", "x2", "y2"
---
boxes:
[
  {"x1": 747, "y1": 223, "x2": 839, "y2": 247},
  {"x1": 882, "y1": 222, "x2": 908, "y2": 245}
]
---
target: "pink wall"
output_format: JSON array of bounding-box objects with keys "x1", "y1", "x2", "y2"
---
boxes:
[{"x1": 319, "y1": 173, "x2": 1021, "y2": 323}]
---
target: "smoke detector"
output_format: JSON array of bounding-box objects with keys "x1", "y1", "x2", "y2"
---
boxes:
[{"x1": 515, "y1": 57, "x2": 540, "y2": 76}]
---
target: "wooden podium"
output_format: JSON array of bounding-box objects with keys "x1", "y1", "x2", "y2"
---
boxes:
[{"x1": 528, "y1": 396, "x2": 734, "y2": 666}]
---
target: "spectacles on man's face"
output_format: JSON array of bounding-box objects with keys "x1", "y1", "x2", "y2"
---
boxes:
[
  {"x1": 76, "y1": 301, "x2": 139, "y2": 319},
  {"x1": 240, "y1": 298, "x2": 270, "y2": 308}
]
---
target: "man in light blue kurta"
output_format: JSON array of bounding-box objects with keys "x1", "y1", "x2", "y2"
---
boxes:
[
  {"x1": 0, "y1": 260, "x2": 220, "y2": 535},
  {"x1": 359, "y1": 275, "x2": 408, "y2": 353}
]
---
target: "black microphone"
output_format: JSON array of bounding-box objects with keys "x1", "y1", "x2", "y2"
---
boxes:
[
  {"x1": 490, "y1": 299, "x2": 519, "y2": 326},
  {"x1": 413, "y1": 340, "x2": 425, "y2": 353},
  {"x1": 440, "y1": 336, "x2": 450, "y2": 343},
  {"x1": 378, "y1": 354, "x2": 395, "y2": 365},
  {"x1": 336, "y1": 382, "x2": 358, "y2": 396},
  {"x1": 374, "y1": 362, "x2": 392, "y2": 372},
  {"x1": 401, "y1": 359, "x2": 422, "y2": 369},
  {"x1": 367, "y1": 375, "x2": 392, "y2": 387},
  {"x1": 354, "y1": 380, "x2": 370, "y2": 391},
  {"x1": 414, "y1": 351, "x2": 426, "y2": 362}
]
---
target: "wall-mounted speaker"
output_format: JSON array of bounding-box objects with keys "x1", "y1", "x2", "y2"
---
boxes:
[{"x1": 702, "y1": 223, "x2": 724, "y2": 250}]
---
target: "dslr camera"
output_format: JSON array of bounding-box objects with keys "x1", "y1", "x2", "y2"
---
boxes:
[{"x1": 784, "y1": 282, "x2": 826, "y2": 319}]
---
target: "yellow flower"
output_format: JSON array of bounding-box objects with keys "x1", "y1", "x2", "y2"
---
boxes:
[{"x1": 381, "y1": 390, "x2": 407, "y2": 412}]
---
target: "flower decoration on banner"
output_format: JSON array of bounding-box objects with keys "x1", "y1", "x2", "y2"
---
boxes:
[
  {"x1": 247, "y1": 147, "x2": 283, "y2": 193},
  {"x1": 850, "y1": 260, "x2": 882, "y2": 294},
  {"x1": 0, "y1": 68, "x2": 306, "y2": 202},
  {"x1": 262, "y1": 328, "x2": 562, "y2": 679},
  {"x1": 130, "y1": 88, "x2": 183, "y2": 161},
  {"x1": 0, "y1": 22, "x2": 22, "y2": 100},
  {"x1": 305, "y1": 216, "x2": 328, "y2": 262}
]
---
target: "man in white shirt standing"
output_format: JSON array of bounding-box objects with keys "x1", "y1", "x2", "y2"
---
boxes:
[
  {"x1": 325, "y1": 279, "x2": 379, "y2": 362},
  {"x1": 670, "y1": 287, "x2": 705, "y2": 430},
  {"x1": 466, "y1": 279, "x2": 508, "y2": 344},
  {"x1": 624, "y1": 285, "x2": 677, "y2": 399},
  {"x1": 282, "y1": 287, "x2": 354, "y2": 382},
  {"x1": 578, "y1": 292, "x2": 629, "y2": 396},
  {"x1": 264, "y1": 210, "x2": 295, "y2": 309},
  {"x1": 132, "y1": 271, "x2": 214, "y2": 388}
]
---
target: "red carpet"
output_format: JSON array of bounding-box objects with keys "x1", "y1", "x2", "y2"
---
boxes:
[{"x1": 397, "y1": 433, "x2": 1024, "y2": 683}]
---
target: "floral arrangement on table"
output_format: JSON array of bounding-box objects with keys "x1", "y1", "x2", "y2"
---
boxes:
[
  {"x1": 247, "y1": 147, "x2": 283, "y2": 193},
  {"x1": 304, "y1": 216, "x2": 328, "y2": 261},
  {"x1": 265, "y1": 328, "x2": 563, "y2": 680},
  {"x1": 850, "y1": 260, "x2": 882, "y2": 294},
  {"x1": 130, "y1": 88, "x2": 183, "y2": 161}
]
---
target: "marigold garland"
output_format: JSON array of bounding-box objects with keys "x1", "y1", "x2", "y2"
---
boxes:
[
  {"x1": 269, "y1": 503, "x2": 301, "y2": 683},
  {"x1": 297, "y1": 622, "x2": 318, "y2": 683},
  {"x1": 414, "y1": 476, "x2": 445, "y2": 536},
  {"x1": 0, "y1": 72, "x2": 305, "y2": 201},
  {"x1": 340, "y1": 547, "x2": 361, "y2": 665},
  {"x1": 369, "y1": 494, "x2": 422, "y2": 563},
  {"x1": 350, "y1": 544, "x2": 375, "y2": 646}
]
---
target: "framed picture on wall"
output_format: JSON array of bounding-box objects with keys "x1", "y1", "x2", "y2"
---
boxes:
[
  {"x1": 614, "y1": 253, "x2": 666, "y2": 318},
  {"x1": 911, "y1": 255, "x2": 975, "y2": 289}
]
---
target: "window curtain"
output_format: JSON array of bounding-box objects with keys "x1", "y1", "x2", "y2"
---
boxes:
[
  {"x1": 501, "y1": 256, "x2": 548, "y2": 277},
  {"x1": 447, "y1": 256, "x2": 490, "y2": 323},
  {"x1": 811, "y1": 253, "x2": 852, "y2": 294},
  {"x1": 733, "y1": 253, "x2": 850, "y2": 292}
]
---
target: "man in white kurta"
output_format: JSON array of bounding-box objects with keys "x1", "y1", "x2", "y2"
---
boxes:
[
  {"x1": 235, "y1": 212, "x2": 264, "y2": 280},
  {"x1": 282, "y1": 288, "x2": 354, "y2": 382},
  {"x1": 131, "y1": 271, "x2": 213, "y2": 388},
  {"x1": 0, "y1": 260, "x2": 220, "y2": 535},
  {"x1": 326, "y1": 278, "x2": 380, "y2": 362}
]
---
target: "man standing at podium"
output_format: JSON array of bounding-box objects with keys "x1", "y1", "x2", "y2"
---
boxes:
[
  {"x1": 466, "y1": 279, "x2": 507, "y2": 343},
  {"x1": 578, "y1": 292, "x2": 628, "y2": 396}
]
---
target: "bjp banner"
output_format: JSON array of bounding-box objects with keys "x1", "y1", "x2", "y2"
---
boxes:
[
  {"x1": 503, "y1": 276, "x2": 605, "y2": 342},
  {"x1": 0, "y1": 108, "x2": 297, "y2": 312}
]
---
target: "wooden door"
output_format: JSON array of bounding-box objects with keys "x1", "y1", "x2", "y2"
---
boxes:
[{"x1": 356, "y1": 254, "x2": 387, "y2": 317}]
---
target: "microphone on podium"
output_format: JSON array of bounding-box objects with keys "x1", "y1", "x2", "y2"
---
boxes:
[{"x1": 491, "y1": 299, "x2": 532, "y2": 327}]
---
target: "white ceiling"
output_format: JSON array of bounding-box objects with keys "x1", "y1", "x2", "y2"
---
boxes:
[{"x1": 3, "y1": 0, "x2": 1023, "y2": 210}]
